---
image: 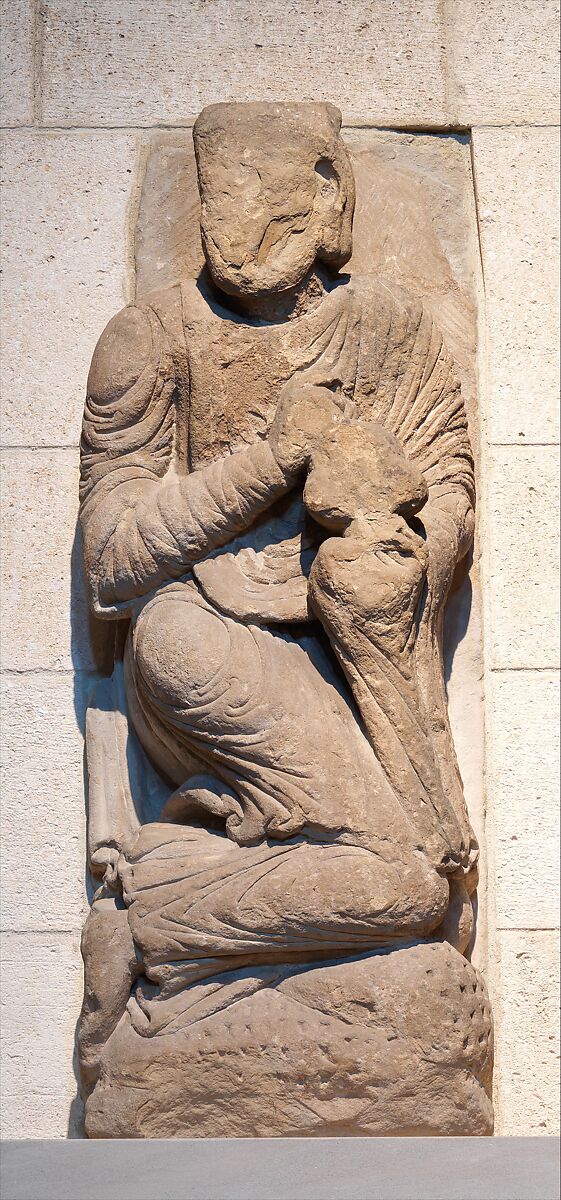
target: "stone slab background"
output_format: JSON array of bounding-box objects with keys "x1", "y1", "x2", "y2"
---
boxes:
[{"x1": 0, "y1": 0, "x2": 559, "y2": 1140}]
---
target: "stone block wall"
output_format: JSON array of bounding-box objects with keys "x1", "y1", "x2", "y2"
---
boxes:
[{"x1": 1, "y1": 0, "x2": 559, "y2": 1139}]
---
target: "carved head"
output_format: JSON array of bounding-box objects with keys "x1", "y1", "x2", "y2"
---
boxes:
[{"x1": 192, "y1": 102, "x2": 355, "y2": 298}]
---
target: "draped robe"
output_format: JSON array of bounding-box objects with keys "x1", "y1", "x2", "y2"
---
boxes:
[{"x1": 79, "y1": 272, "x2": 477, "y2": 1029}]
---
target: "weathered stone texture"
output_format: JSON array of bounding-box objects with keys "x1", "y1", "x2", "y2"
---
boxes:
[
  {"x1": 36, "y1": 1, "x2": 560, "y2": 129},
  {"x1": 0, "y1": 0, "x2": 34, "y2": 126},
  {"x1": 487, "y1": 447, "x2": 560, "y2": 670},
  {"x1": 0, "y1": 131, "x2": 138, "y2": 448},
  {"x1": 136, "y1": 127, "x2": 481, "y2": 395},
  {"x1": 473, "y1": 128, "x2": 560, "y2": 446},
  {"x1": 87, "y1": 944, "x2": 493, "y2": 1139},
  {"x1": 133, "y1": 121, "x2": 486, "y2": 865},
  {"x1": 448, "y1": 0, "x2": 560, "y2": 126},
  {"x1": 0, "y1": 672, "x2": 92, "y2": 933},
  {"x1": 494, "y1": 931, "x2": 560, "y2": 1136},
  {"x1": 39, "y1": 0, "x2": 450, "y2": 127},
  {"x1": 487, "y1": 671, "x2": 560, "y2": 931},
  {"x1": 0, "y1": 449, "x2": 93, "y2": 671},
  {"x1": 0, "y1": 933, "x2": 83, "y2": 1138}
]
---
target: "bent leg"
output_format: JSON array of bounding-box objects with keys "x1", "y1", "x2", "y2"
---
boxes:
[
  {"x1": 119, "y1": 823, "x2": 449, "y2": 973},
  {"x1": 130, "y1": 581, "x2": 425, "y2": 858}
]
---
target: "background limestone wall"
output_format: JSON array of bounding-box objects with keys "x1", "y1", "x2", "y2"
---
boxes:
[{"x1": 1, "y1": 0, "x2": 559, "y2": 1139}]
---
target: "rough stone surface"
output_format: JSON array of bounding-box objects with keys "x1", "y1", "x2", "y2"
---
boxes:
[
  {"x1": 36, "y1": 1, "x2": 561, "y2": 129},
  {"x1": 494, "y1": 931, "x2": 560, "y2": 1136},
  {"x1": 473, "y1": 128, "x2": 560, "y2": 446},
  {"x1": 87, "y1": 943, "x2": 493, "y2": 1139},
  {"x1": 445, "y1": 550, "x2": 487, "y2": 964},
  {"x1": 0, "y1": 131, "x2": 138, "y2": 448},
  {"x1": 487, "y1": 671, "x2": 560, "y2": 932},
  {"x1": 39, "y1": 1, "x2": 450, "y2": 128},
  {"x1": 487, "y1": 447, "x2": 560, "y2": 670},
  {"x1": 0, "y1": 672, "x2": 92, "y2": 933},
  {"x1": 0, "y1": 0, "x2": 34, "y2": 126},
  {"x1": 134, "y1": 124, "x2": 487, "y2": 885},
  {"x1": 0, "y1": 933, "x2": 83, "y2": 1139},
  {"x1": 448, "y1": 0, "x2": 560, "y2": 126},
  {"x1": 0, "y1": 449, "x2": 94, "y2": 672}
]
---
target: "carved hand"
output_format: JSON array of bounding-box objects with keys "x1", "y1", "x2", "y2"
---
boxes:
[
  {"x1": 310, "y1": 513, "x2": 429, "y2": 632},
  {"x1": 90, "y1": 845, "x2": 120, "y2": 890},
  {"x1": 268, "y1": 377, "x2": 342, "y2": 477}
]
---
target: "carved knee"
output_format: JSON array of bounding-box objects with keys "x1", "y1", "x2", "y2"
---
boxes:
[{"x1": 134, "y1": 590, "x2": 232, "y2": 707}]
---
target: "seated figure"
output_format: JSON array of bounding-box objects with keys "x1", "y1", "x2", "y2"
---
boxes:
[{"x1": 78, "y1": 103, "x2": 493, "y2": 1137}]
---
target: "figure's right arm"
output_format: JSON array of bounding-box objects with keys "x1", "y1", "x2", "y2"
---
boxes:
[{"x1": 80, "y1": 304, "x2": 296, "y2": 616}]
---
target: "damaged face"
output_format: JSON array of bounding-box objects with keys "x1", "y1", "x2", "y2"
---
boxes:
[{"x1": 193, "y1": 102, "x2": 354, "y2": 299}]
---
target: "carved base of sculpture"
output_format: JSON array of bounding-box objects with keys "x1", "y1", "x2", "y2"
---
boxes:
[{"x1": 84, "y1": 934, "x2": 492, "y2": 1138}]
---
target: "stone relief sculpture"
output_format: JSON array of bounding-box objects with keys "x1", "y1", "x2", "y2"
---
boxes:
[{"x1": 78, "y1": 102, "x2": 493, "y2": 1137}]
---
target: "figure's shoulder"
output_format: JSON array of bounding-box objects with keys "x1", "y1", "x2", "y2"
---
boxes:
[
  {"x1": 138, "y1": 280, "x2": 185, "y2": 335},
  {"x1": 346, "y1": 272, "x2": 424, "y2": 324},
  {"x1": 345, "y1": 273, "x2": 437, "y2": 368},
  {"x1": 87, "y1": 304, "x2": 152, "y2": 404},
  {"x1": 87, "y1": 284, "x2": 182, "y2": 404}
]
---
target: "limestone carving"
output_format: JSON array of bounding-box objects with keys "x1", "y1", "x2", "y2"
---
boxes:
[{"x1": 78, "y1": 102, "x2": 493, "y2": 1137}]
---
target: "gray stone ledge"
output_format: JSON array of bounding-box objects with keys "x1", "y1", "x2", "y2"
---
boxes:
[{"x1": 1, "y1": 1137, "x2": 559, "y2": 1200}]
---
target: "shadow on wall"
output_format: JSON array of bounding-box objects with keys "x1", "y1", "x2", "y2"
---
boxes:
[
  {"x1": 70, "y1": 515, "x2": 116, "y2": 898},
  {"x1": 69, "y1": 517, "x2": 124, "y2": 1138},
  {"x1": 443, "y1": 549, "x2": 473, "y2": 688}
]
